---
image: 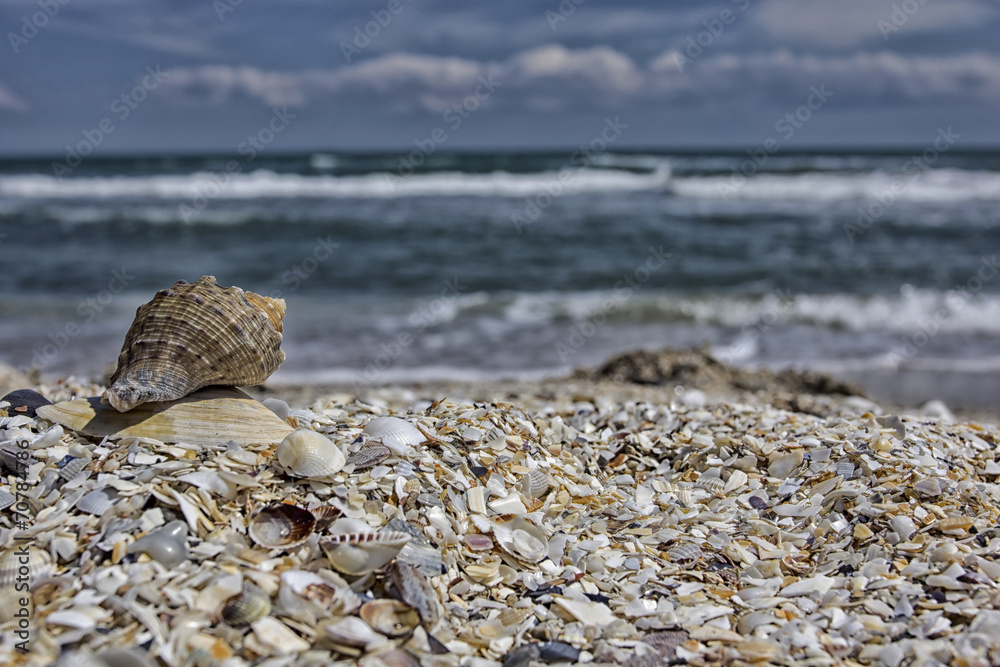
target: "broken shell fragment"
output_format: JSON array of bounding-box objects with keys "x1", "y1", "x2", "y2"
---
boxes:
[
  {"x1": 77, "y1": 487, "x2": 119, "y2": 516},
  {"x1": 276, "y1": 429, "x2": 346, "y2": 478},
  {"x1": 389, "y1": 561, "x2": 440, "y2": 626},
  {"x1": 319, "y1": 616, "x2": 386, "y2": 650},
  {"x1": 363, "y1": 417, "x2": 425, "y2": 455},
  {"x1": 37, "y1": 386, "x2": 293, "y2": 448},
  {"x1": 102, "y1": 275, "x2": 285, "y2": 411},
  {"x1": 347, "y1": 444, "x2": 393, "y2": 470},
  {"x1": 320, "y1": 531, "x2": 411, "y2": 575},
  {"x1": 360, "y1": 599, "x2": 420, "y2": 637},
  {"x1": 248, "y1": 503, "x2": 317, "y2": 550},
  {"x1": 493, "y1": 517, "x2": 548, "y2": 563}
]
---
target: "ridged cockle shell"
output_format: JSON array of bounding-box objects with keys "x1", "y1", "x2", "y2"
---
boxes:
[
  {"x1": 277, "y1": 429, "x2": 346, "y2": 478},
  {"x1": 102, "y1": 276, "x2": 285, "y2": 412}
]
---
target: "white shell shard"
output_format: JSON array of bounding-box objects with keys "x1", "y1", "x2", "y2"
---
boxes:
[
  {"x1": 493, "y1": 517, "x2": 548, "y2": 563},
  {"x1": 467, "y1": 486, "x2": 487, "y2": 514},
  {"x1": 488, "y1": 492, "x2": 528, "y2": 515},
  {"x1": 553, "y1": 597, "x2": 616, "y2": 627},
  {"x1": 276, "y1": 429, "x2": 346, "y2": 478},
  {"x1": 363, "y1": 417, "x2": 425, "y2": 454},
  {"x1": 319, "y1": 616, "x2": 386, "y2": 649},
  {"x1": 78, "y1": 487, "x2": 119, "y2": 516},
  {"x1": 251, "y1": 616, "x2": 311, "y2": 655},
  {"x1": 320, "y1": 531, "x2": 411, "y2": 576},
  {"x1": 262, "y1": 397, "x2": 291, "y2": 421}
]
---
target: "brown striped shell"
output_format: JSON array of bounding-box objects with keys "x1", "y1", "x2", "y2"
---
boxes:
[{"x1": 102, "y1": 276, "x2": 285, "y2": 412}]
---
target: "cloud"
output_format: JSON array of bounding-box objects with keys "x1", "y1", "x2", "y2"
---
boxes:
[
  {"x1": 0, "y1": 81, "x2": 28, "y2": 112},
  {"x1": 752, "y1": 0, "x2": 994, "y2": 47},
  {"x1": 155, "y1": 45, "x2": 1000, "y2": 114},
  {"x1": 650, "y1": 50, "x2": 1000, "y2": 104}
]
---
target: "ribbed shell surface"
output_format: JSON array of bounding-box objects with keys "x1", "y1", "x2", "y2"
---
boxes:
[{"x1": 103, "y1": 276, "x2": 285, "y2": 411}]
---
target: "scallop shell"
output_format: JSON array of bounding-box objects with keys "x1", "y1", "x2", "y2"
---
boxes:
[
  {"x1": 0, "y1": 546, "x2": 54, "y2": 587},
  {"x1": 360, "y1": 599, "x2": 420, "y2": 637},
  {"x1": 311, "y1": 505, "x2": 343, "y2": 532},
  {"x1": 666, "y1": 542, "x2": 704, "y2": 564},
  {"x1": 363, "y1": 417, "x2": 426, "y2": 455},
  {"x1": 0, "y1": 488, "x2": 16, "y2": 510},
  {"x1": 276, "y1": 429, "x2": 346, "y2": 478},
  {"x1": 38, "y1": 386, "x2": 293, "y2": 448},
  {"x1": 248, "y1": 503, "x2": 317, "y2": 550},
  {"x1": 102, "y1": 276, "x2": 285, "y2": 412},
  {"x1": 493, "y1": 516, "x2": 548, "y2": 563},
  {"x1": 320, "y1": 531, "x2": 411, "y2": 575},
  {"x1": 221, "y1": 583, "x2": 272, "y2": 626}
]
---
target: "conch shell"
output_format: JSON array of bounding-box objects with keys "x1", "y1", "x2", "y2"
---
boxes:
[{"x1": 103, "y1": 276, "x2": 285, "y2": 412}]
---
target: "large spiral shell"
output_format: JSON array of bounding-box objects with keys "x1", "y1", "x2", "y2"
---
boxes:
[{"x1": 102, "y1": 276, "x2": 285, "y2": 412}]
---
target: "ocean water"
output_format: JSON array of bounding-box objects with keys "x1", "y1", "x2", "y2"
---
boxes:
[{"x1": 1, "y1": 149, "x2": 998, "y2": 410}]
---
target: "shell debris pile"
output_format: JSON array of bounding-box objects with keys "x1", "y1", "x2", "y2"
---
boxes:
[{"x1": 2, "y1": 382, "x2": 1000, "y2": 667}]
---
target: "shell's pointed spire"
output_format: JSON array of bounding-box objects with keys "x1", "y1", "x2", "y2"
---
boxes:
[{"x1": 102, "y1": 276, "x2": 285, "y2": 412}]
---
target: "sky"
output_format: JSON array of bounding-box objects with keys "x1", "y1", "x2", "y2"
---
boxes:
[{"x1": 1, "y1": 0, "x2": 999, "y2": 155}]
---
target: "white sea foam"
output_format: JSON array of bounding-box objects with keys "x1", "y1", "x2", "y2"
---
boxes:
[
  {"x1": 4, "y1": 166, "x2": 998, "y2": 204},
  {"x1": 0, "y1": 168, "x2": 673, "y2": 200},
  {"x1": 673, "y1": 168, "x2": 1000, "y2": 202},
  {"x1": 438, "y1": 289, "x2": 1000, "y2": 335}
]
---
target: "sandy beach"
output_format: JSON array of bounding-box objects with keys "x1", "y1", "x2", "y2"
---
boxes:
[{"x1": 2, "y1": 351, "x2": 1000, "y2": 666}]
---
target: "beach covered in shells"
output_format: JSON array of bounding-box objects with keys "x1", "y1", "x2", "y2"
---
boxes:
[{"x1": 2, "y1": 373, "x2": 1000, "y2": 667}]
